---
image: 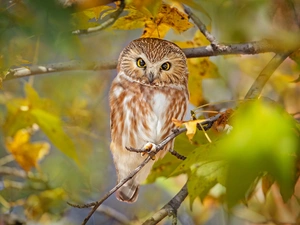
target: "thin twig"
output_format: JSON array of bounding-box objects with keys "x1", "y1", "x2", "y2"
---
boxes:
[
  {"x1": 142, "y1": 183, "x2": 188, "y2": 225},
  {"x1": 0, "y1": 155, "x2": 14, "y2": 167},
  {"x1": 96, "y1": 205, "x2": 131, "y2": 225},
  {"x1": 0, "y1": 166, "x2": 27, "y2": 178},
  {"x1": 5, "y1": 40, "x2": 281, "y2": 80},
  {"x1": 169, "y1": 149, "x2": 186, "y2": 160},
  {"x1": 245, "y1": 52, "x2": 293, "y2": 99},
  {"x1": 72, "y1": 0, "x2": 125, "y2": 35},
  {"x1": 5, "y1": 60, "x2": 117, "y2": 80},
  {"x1": 183, "y1": 5, "x2": 218, "y2": 47}
]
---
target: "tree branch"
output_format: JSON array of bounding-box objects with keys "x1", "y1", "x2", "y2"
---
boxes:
[
  {"x1": 142, "y1": 183, "x2": 188, "y2": 225},
  {"x1": 183, "y1": 5, "x2": 218, "y2": 46},
  {"x1": 245, "y1": 52, "x2": 293, "y2": 99},
  {"x1": 72, "y1": 0, "x2": 125, "y2": 35},
  {"x1": 0, "y1": 166, "x2": 27, "y2": 178},
  {"x1": 5, "y1": 40, "x2": 281, "y2": 80}
]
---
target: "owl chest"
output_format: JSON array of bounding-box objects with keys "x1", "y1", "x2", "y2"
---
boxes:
[
  {"x1": 137, "y1": 91, "x2": 169, "y2": 130},
  {"x1": 123, "y1": 89, "x2": 171, "y2": 144}
]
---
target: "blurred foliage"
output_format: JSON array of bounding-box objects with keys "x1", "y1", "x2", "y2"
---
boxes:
[{"x1": 0, "y1": 0, "x2": 300, "y2": 225}]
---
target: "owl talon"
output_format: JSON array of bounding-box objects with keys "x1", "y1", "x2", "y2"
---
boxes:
[{"x1": 141, "y1": 142, "x2": 157, "y2": 160}]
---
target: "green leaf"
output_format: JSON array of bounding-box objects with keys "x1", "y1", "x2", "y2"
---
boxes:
[
  {"x1": 146, "y1": 133, "x2": 197, "y2": 183},
  {"x1": 3, "y1": 98, "x2": 34, "y2": 136},
  {"x1": 219, "y1": 100, "x2": 299, "y2": 207},
  {"x1": 171, "y1": 143, "x2": 218, "y2": 177},
  {"x1": 187, "y1": 160, "x2": 227, "y2": 209},
  {"x1": 30, "y1": 108, "x2": 78, "y2": 163}
]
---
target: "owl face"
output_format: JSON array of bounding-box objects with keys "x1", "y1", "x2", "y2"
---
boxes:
[{"x1": 118, "y1": 38, "x2": 188, "y2": 87}]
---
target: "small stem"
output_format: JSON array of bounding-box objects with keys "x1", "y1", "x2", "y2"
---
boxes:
[{"x1": 245, "y1": 52, "x2": 292, "y2": 99}]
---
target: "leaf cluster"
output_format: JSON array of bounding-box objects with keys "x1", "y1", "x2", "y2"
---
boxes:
[{"x1": 148, "y1": 100, "x2": 300, "y2": 216}]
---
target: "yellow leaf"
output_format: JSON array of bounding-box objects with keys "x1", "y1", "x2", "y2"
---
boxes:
[
  {"x1": 172, "y1": 118, "x2": 184, "y2": 127},
  {"x1": 25, "y1": 188, "x2": 67, "y2": 220},
  {"x1": 83, "y1": 5, "x2": 113, "y2": 21},
  {"x1": 30, "y1": 109, "x2": 79, "y2": 164},
  {"x1": 112, "y1": 3, "x2": 193, "y2": 38},
  {"x1": 126, "y1": 0, "x2": 161, "y2": 15},
  {"x1": 172, "y1": 118, "x2": 205, "y2": 140},
  {"x1": 142, "y1": 4, "x2": 193, "y2": 38},
  {"x1": 184, "y1": 120, "x2": 204, "y2": 140},
  {"x1": 112, "y1": 5, "x2": 148, "y2": 30},
  {"x1": 175, "y1": 31, "x2": 220, "y2": 106},
  {"x1": 5, "y1": 129, "x2": 50, "y2": 171}
]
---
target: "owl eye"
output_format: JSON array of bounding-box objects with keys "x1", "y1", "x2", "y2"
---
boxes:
[
  {"x1": 136, "y1": 58, "x2": 146, "y2": 68},
  {"x1": 161, "y1": 62, "x2": 171, "y2": 71}
]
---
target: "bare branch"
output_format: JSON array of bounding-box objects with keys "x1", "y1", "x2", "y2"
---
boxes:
[
  {"x1": 142, "y1": 183, "x2": 188, "y2": 225},
  {"x1": 183, "y1": 5, "x2": 218, "y2": 46},
  {"x1": 72, "y1": 0, "x2": 125, "y2": 35},
  {"x1": 0, "y1": 155, "x2": 14, "y2": 166},
  {"x1": 169, "y1": 149, "x2": 186, "y2": 160},
  {"x1": 182, "y1": 39, "x2": 281, "y2": 58},
  {"x1": 5, "y1": 40, "x2": 281, "y2": 80},
  {"x1": 5, "y1": 60, "x2": 117, "y2": 80},
  {"x1": 0, "y1": 166, "x2": 27, "y2": 178},
  {"x1": 245, "y1": 52, "x2": 293, "y2": 99}
]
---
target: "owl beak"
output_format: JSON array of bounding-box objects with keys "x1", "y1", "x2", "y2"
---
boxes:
[{"x1": 148, "y1": 71, "x2": 155, "y2": 83}]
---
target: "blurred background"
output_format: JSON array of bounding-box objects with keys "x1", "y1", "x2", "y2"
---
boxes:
[{"x1": 0, "y1": 0, "x2": 299, "y2": 224}]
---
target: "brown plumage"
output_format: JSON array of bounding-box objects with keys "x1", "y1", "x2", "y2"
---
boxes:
[{"x1": 109, "y1": 38, "x2": 189, "y2": 203}]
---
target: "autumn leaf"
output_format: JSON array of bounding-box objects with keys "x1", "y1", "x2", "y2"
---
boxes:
[
  {"x1": 25, "y1": 188, "x2": 67, "y2": 220},
  {"x1": 112, "y1": 3, "x2": 193, "y2": 38},
  {"x1": 5, "y1": 129, "x2": 50, "y2": 171},
  {"x1": 83, "y1": 5, "x2": 114, "y2": 21},
  {"x1": 213, "y1": 109, "x2": 234, "y2": 132},
  {"x1": 142, "y1": 4, "x2": 193, "y2": 38},
  {"x1": 3, "y1": 84, "x2": 78, "y2": 164},
  {"x1": 175, "y1": 31, "x2": 220, "y2": 106},
  {"x1": 30, "y1": 109, "x2": 78, "y2": 164},
  {"x1": 188, "y1": 160, "x2": 226, "y2": 209},
  {"x1": 112, "y1": 5, "x2": 149, "y2": 30},
  {"x1": 173, "y1": 118, "x2": 205, "y2": 140}
]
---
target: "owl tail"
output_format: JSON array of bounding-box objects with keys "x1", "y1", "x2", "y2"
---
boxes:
[{"x1": 116, "y1": 182, "x2": 139, "y2": 203}]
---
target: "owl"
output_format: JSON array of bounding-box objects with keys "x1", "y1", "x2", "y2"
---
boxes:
[{"x1": 109, "y1": 38, "x2": 189, "y2": 203}]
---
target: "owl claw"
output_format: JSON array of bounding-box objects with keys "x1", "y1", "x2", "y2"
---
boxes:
[{"x1": 141, "y1": 142, "x2": 157, "y2": 160}]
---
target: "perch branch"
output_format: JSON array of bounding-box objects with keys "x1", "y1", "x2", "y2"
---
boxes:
[
  {"x1": 72, "y1": 0, "x2": 125, "y2": 35},
  {"x1": 5, "y1": 40, "x2": 280, "y2": 80},
  {"x1": 245, "y1": 52, "x2": 293, "y2": 99},
  {"x1": 142, "y1": 183, "x2": 188, "y2": 225}
]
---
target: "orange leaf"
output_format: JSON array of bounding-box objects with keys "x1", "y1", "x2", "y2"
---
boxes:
[
  {"x1": 5, "y1": 129, "x2": 50, "y2": 171},
  {"x1": 214, "y1": 109, "x2": 234, "y2": 132}
]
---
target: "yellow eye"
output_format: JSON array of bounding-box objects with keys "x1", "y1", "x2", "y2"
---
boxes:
[
  {"x1": 136, "y1": 58, "x2": 146, "y2": 68},
  {"x1": 161, "y1": 62, "x2": 171, "y2": 71}
]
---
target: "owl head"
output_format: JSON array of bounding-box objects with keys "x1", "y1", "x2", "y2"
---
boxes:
[{"x1": 117, "y1": 38, "x2": 188, "y2": 87}]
